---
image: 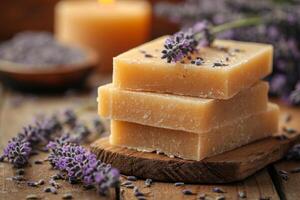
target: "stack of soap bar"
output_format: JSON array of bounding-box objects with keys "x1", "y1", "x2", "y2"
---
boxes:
[
  {"x1": 113, "y1": 36, "x2": 273, "y2": 99},
  {"x1": 98, "y1": 36, "x2": 279, "y2": 161},
  {"x1": 110, "y1": 104, "x2": 279, "y2": 161},
  {"x1": 98, "y1": 81, "x2": 269, "y2": 133}
]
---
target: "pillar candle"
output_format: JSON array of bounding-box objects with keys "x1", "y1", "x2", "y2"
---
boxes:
[{"x1": 55, "y1": 0, "x2": 151, "y2": 72}]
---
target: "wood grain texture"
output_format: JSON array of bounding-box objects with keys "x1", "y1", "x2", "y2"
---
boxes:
[
  {"x1": 91, "y1": 135, "x2": 300, "y2": 184},
  {"x1": 119, "y1": 169, "x2": 279, "y2": 200}
]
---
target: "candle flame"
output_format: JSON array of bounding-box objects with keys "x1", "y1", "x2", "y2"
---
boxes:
[{"x1": 98, "y1": 0, "x2": 114, "y2": 4}]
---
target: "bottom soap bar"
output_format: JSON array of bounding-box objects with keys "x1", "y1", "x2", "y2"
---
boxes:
[{"x1": 110, "y1": 103, "x2": 279, "y2": 161}]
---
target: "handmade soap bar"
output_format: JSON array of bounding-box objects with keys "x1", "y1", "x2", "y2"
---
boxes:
[
  {"x1": 99, "y1": 81, "x2": 268, "y2": 132},
  {"x1": 110, "y1": 104, "x2": 279, "y2": 161},
  {"x1": 113, "y1": 36, "x2": 273, "y2": 99}
]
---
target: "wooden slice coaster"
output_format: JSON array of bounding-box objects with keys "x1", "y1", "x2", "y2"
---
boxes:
[{"x1": 91, "y1": 135, "x2": 300, "y2": 184}]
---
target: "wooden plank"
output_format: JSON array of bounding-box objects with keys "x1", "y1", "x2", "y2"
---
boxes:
[
  {"x1": 119, "y1": 169, "x2": 279, "y2": 200},
  {"x1": 91, "y1": 135, "x2": 300, "y2": 184}
]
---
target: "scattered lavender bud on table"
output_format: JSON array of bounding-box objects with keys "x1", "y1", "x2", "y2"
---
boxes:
[
  {"x1": 62, "y1": 193, "x2": 73, "y2": 199},
  {"x1": 198, "y1": 193, "x2": 206, "y2": 199},
  {"x1": 145, "y1": 179, "x2": 153, "y2": 187},
  {"x1": 213, "y1": 187, "x2": 225, "y2": 193},
  {"x1": 286, "y1": 144, "x2": 300, "y2": 160},
  {"x1": 127, "y1": 176, "x2": 138, "y2": 181},
  {"x1": 238, "y1": 191, "x2": 247, "y2": 198},
  {"x1": 27, "y1": 181, "x2": 39, "y2": 187},
  {"x1": 16, "y1": 168, "x2": 25, "y2": 175},
  {"x1": 182, "y1": 189, "x2": 194, "y2": 195},
  {"x1": 278, "y1": 170, "x2": 289, "y2": 181},
  {"x1": 25, "y1": 194, "x2": 40, "y2": 200},
  {"x1": 216, "y1": 195, "x2": 226, "y2": 200},
  {"x1": 290, "y1": 167, "x2": 300, "y2": 173},
  {"x1": 174, "y1": 182, "x2": 185, "y2": 186}
]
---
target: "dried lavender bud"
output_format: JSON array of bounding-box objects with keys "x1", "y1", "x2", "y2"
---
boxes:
[
  {"x1": 25, "y1": 194, "x2": 40, "y2": 200},
  {"x1": 174, "y1": 182, "x2": 185, "y2": 186},
  {"x1": 182, "y1": 189, "x2": 194, "y2": 195},
  {"x1": 121, "y1": 181, "x2": 133, "y2": 186},
  {"x1": 47, "y1": 141, "x2": 120, "y2": 196},
  {"x1": 27, "y1": 181, "x2": 39, "y2": 187},
  {"x1": 213, "y1": 187, "x2": 225, "y2": 193},
  {"x1": 161, "y1": 21, "x2": 211, "y2": 63},
  {"x1": 125, "y1": 184, "x2": 135, "y2": 189},
  {"x1": 49, "y1": 179, "x2": 60, "y2": 189},
  {"x1": 216, "y1": 195, "x2": 226, "y2": 200},
  {"x1": 286, "y1": 144, "x2": 300, "y2": 160},
  {"x1": 34, "y1": 160, "x2": 43, "y2": 165},
  {"x1": 133, "y1": 187, "x2": 144, "y2": 197},
  {"x1": 12, "y1": 175, "x2": 26, "y2": 181},
  {"x1": 238, "y1": 191, "x2": 247, "y2": 198},
  {"x1": 37, "y1": 179, "x2": 45, "y2": 185},
  {"x1": 62, "y1": 193, "x2": 73, "y2": 199},
  {"x1": 16, "y1": 168, "x2": 25, "y2": 175},
  {"x1": 145, "y1": 54, "x2": 153, "y2": 58},
  {"x1": 278, "y1": 170, "x2": 289, "y2": 181},
  {"x1": 127, "y1": 176, "x2": 137, "y2": 181},
  {"x1": 0, "y1": 31, "x2": 86, "y2": 67},
  {"x1": 145, "y1": 179, "x2": 152, "y2": 187},
  {"x1": 290, "y1": 167, "x2": 300, "y2": 173},
  {"x1": 137, "y1": 197, "x2": 147, "y2": 200},
  {"x1": 198, "y1": 193, "x2": 206, "y2": 199},
  {"x1": 44, "y1": 187, "x2": 52, "y2": 193}
]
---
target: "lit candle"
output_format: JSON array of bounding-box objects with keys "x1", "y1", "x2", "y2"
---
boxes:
[{"x1": 55, "y1": 0, "x2": 151, "y2": 72}]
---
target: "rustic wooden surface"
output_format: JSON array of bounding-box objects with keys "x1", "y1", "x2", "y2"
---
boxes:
[
  {"x1": 0, "y1": 76, "x2": 299, "y2": 199},
  {"x1": 91, "y1": 134, "x2": 300, "y2": 184}
]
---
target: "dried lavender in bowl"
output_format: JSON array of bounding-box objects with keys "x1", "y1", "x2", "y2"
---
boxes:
[{"x1": 0, "y1": 32, "x2": 86, "y2": 68}]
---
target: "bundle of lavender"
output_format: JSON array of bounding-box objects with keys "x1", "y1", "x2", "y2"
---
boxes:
[
  {"x1": 155, "y1": 0, "x2": 300, "y2": 105},
  {"x1": 0, "y1": 109, "x2": 120, "y2": 196}
]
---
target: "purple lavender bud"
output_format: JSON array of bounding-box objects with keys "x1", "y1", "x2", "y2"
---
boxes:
[
  {"x1": 2, "y1": 138, "x2": 31, "y2": 168},
  {"x1": 161, "y1": 21, "x2": 213, "y2": 63},
  {"x1": 47, "y1": 141, "x2": 120, "y2": 196}
]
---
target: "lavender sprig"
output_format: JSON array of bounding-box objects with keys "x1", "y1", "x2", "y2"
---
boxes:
[
  {"x1": 0, "y1": 115, "x2": 60, "y2": 168},
  {"x1": 161, "y1": 17, "x2": 262, "y2": 63},
  {"x1": 0, "y1": 138, "x2": 31, "y2": 168},
  {"x1": 47, "y1": 139, "x2": 120, "y2": 196}
]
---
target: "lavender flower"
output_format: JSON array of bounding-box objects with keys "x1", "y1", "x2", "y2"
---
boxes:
[
  {"x1": 0, "y1": 114, "x2": 63, "y2": 167},
  {"x1": 47, "y1": 140, "x2": 120, "y2": 195},
  {"x1": 161, "y1": 21, "x2": 211, "y2": 63},
  {"x1": 1, "y1": 137, "x2": 31, "y2": 168},
  {"x1": 161, "y1": 17, "x2": 260, "y2": 63}
]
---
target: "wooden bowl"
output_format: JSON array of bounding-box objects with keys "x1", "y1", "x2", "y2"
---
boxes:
[{"x1": 0, "y1": 50, "x2": 98, "y2": 92}]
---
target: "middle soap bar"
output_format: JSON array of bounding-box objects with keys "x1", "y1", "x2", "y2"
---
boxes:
[
  {"x1": 110, "y1": 103, "x2": 279, "y2": 161},
  {"x1": 98, "y1": 81, "x2": 268, "y2": 133}
]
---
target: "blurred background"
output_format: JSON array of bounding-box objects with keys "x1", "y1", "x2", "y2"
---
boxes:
[{"x1": 0, "y1": 0, "x2": 300, "y2": 105}]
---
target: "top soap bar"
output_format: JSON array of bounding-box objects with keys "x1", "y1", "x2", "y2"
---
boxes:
[{"x1": 113, "y1": 36, "x2": 273, "y2": 99}]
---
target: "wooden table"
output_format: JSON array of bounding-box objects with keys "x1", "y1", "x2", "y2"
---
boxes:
[{"x1": 0, "y1": 75, "x2": 299, "y2": 200}]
